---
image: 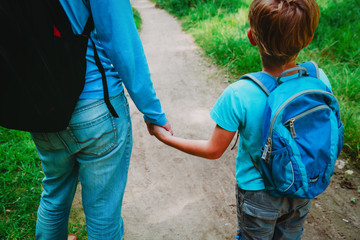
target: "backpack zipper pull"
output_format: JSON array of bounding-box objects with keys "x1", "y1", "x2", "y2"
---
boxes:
[
  {"x1": 289, "y1": 119, "x2": 297, "y2": 138},
  {"x1": 262, "y1": 137, "x2": 272, "y2": 164}
]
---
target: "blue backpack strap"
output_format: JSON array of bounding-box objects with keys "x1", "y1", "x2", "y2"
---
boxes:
[
  {"x1": 230, "y1": 72, "x2": 277, "y2": 151},
  {"x1": 239, "y1": 72, "x2": 277, "y2": 96},
  {"x1": 236, "y1": 72, "x2": 276, "y2": 152},
  {"x1": 299, "y1": 61, "x2": 319, "y2": 78}
]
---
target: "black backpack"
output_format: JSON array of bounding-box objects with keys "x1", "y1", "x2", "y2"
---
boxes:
[{"x1": 0, "y1": 0, "x2": 117, "y2": 132}]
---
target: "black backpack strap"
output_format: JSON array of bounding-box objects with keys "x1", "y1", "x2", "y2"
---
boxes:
[
  {"x1": 86, "y1": 8, "x2": 118, "y2": 118},
  {"x1": 230, "y1": 131, "x2": 240, "y2": 150},
  {"x1": 82, "y1": 13, "x2": 94, "y2": 37},
  {"x1": 90, "y1": 37, "x2": 119, "y2": 118},
  {"x1": 248, "y1": 153, "x2": 261, "y2": 173}
]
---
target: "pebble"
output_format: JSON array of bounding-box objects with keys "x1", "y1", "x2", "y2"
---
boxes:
[{"x1": 336, "y1": 159, "x2": 346, "y2": 169}]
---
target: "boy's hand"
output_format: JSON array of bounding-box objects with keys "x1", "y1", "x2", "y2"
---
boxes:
[
  {"x1": 152, "y1": 124, "x2": 172, "y2": 142},
  {"x1": 161, "y1": 121, "x2": 173, "y2": 135},
  {"x1": 145, "y1": 121, "x2": 173, "y2": 136}
]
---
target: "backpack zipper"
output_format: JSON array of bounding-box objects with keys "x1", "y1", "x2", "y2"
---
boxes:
[
  {"x1": 289, "y1": 119, "x2": 297, "y2": 138},
  {"x1": 262, "y1": 89, "x2": 336, "y2": 163},
  {"x1": 283, "y1": 105, "x2": 330, "y2": 138}
]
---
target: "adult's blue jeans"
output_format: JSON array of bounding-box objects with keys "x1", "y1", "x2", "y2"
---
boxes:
[
  {"x1": 31, "y1": 92, "x2": 132, "y2": 240},
  {"x1": 236, "y1": 185, "x2": 311, "y2": 240}
]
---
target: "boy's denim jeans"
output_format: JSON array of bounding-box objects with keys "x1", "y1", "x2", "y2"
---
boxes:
[
  {"x1": 31, "y1": 92, "x2": 132, "y2": 240},
  {"x1": 236, "y1": 185, "x2": 311, "y2": 240}
]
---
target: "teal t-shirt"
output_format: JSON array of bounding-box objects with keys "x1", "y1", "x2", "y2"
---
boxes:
[{"x1": 210, "y1": 69, "x2": 331, "y2": 190}]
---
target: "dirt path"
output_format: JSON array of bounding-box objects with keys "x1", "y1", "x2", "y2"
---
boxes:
[
  {"x1": 122, "y1": 1, "x2": 237, "y2": 239},
  {"x1": 73, "y1": 0, "x2": 360, "y2": 239}
]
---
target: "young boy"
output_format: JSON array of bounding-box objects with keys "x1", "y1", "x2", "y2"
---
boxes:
[{"x1": 152, "y1": 0, "x2": 327, "y2": 239}]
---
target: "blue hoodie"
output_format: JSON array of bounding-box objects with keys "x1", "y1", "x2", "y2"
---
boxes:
[{"x1": 60, "y1": 0, "x2": 167, "y2": 126}]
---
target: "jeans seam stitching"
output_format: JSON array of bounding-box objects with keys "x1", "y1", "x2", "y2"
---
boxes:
[{"x1": 56, "y1": 132, "x2": 71, "y2": 154}]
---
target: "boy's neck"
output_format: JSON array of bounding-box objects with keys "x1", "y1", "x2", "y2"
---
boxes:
[{"x1": 262, "y1": 61, "x2": 298, "y2": 77}]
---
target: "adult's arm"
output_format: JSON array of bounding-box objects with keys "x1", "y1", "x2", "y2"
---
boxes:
[{"x1": 89, "y1": 0, "x2": 167, "y2": 126}]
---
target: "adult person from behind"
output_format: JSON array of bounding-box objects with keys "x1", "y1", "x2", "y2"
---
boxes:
[{"x1": 32, "y1": 0, "x2": 172, "y2": 239}]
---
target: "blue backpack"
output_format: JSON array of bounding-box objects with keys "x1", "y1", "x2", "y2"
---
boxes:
[{"x1": 240, "y1": 61, "x2": 344, "y2": 199}]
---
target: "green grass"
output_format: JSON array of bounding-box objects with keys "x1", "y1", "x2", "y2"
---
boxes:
[
  {"x1": 186, "y1": 7, "x2": 260, "y2": 76},
  {"x1": 154, "y1": 0, "x2": 360, "y2": 166},
  {"x1": 0, "y1": 127, "x2": 42, "y2": 239},
  {"x1": 313, "y1": 0, "x2": 360, "y2": 63},
  {"x1": 132, "y1": 7, "x2": 142, "y2": 31},
  {"x1": 68, "y1": 206, "x2": 87, "y2": 240}
]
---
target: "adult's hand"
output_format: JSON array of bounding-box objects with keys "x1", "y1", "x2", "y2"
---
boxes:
[
  {"x1": 145, "y1": 121, "x2": 173, "y2": 136},
  {"x1": 161, "y1": 121, "x2": 173, "y2": 135}
]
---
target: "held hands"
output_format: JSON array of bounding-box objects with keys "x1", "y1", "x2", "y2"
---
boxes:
[
  {"x1": 144, "y1": 122, "x2": 236, "y2": 160},
  {"x1": 145, "y1": 121, "x2": 173, "y2": 142},
  {"x1": 151, "y1": 124, "x2": 173, "y2": 142}
]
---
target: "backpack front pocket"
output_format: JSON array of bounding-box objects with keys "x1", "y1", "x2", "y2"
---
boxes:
[{"x1": 284, "y1": 104, "x2": 332, "y2": 174}]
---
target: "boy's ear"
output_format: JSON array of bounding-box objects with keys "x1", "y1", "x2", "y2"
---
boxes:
[{"x1": 247, "y1": 28, "x2": 257, "y2": 46}]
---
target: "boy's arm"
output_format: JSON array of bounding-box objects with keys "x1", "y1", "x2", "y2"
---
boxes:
[{"x1": 152, "y1": 124, "x2": 236, "y2": 160}]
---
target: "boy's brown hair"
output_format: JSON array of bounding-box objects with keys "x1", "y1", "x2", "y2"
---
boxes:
[{"x1": 248, "y1": 0, "x2": 320, "y2": 68}]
